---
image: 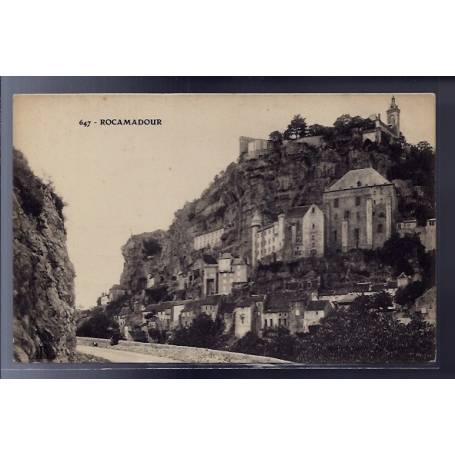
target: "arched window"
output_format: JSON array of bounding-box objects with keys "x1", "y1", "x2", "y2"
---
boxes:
[{"x1": 357, "y1": 181, "x2": 362, "y2": 187}]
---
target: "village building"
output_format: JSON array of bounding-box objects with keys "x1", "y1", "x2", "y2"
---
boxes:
[
  {"x1": 283, "y1": 204, "x2": 325, "y2": 259},
  {"x1": 323, "y1": 167, "x2": 397, "y2": 252},
  {"x1": 303, "y1": 301, "x2": 333, "y2": 333},
  {"x1": 396, "y1": 218, "x2": 437, "y2": 252},
  {"x1": 108, "y1": 284, "x2": 127, "y2": 302},
  {"x1": 193, "y1": 227, "x2": 224, "y2": 251},
  {"x1": 361, "y1": 96, "x2": 401, "y2": 144},
  {"x1": 203, "y1": 263, "x2": 218, "y2": 296},
  {"x1": 397, "y1": 272, "x2": 411, "y2": 289},
  {"x1": 239, "y1": 136, "x2": 273, "y2": 161},
  {"x1": 233, "y1": 296, "x2": 263, "y2": 338},
  {"x1": 180, "y1": 301, "x2": 200, "y2": 328},
  {"x1": 217, "y1": 253, "x2": 248, "y2": 295},
  {"x1": 250, "y1": 211, "x2": 285, "y2": 267},
  {"x1": 98, "y1": 292, "x2": 110, "y2": 306},
  {"x1": 415, "y1": 287, "x2": 436, "y2": 324}
]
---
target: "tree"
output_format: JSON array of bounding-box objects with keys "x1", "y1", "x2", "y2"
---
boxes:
[
  {"x1": 269, "y1": 130, "x2": 283, "y2": 144},
  {"x1": 373, "y1": 291, "x2": 393, "y2": 310},
  {"x1": 76, "y1": 308, "x2": 119, "y2": 339},
  {"x1": 378, "y1": 233, "x2": 426, "y2": 276},
  {"x1": 283, "y1": 114, "x2": 307, "y2": 140},
  {"x1": 171, "y1": 314, "x2": 226, "y2": 349},
  {"x1": 296, "y1": 306, "x2": 435, "y2": 363},
  {"x1": 395, "y1": 281, "x2": 425, "y2": 308}
]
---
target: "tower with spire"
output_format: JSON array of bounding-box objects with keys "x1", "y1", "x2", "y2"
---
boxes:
[{"x1": 386, "y1": 96, "x2": 400, "y2": 137}]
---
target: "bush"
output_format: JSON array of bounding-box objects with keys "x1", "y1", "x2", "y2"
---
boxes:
[
  {"x1": 171, "y1": 314, "x2": 226, "y2": 349},
  {"x1": 77, "y1": 308, "x2": 119, "y2": 339}
]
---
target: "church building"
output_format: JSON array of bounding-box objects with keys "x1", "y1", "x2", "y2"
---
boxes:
[{"x1": 323, "y1": 167, "x2": 397, "y2": 252}]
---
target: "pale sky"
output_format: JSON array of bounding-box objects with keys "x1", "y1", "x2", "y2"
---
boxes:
[{"x1": 13, "y1": 93, "x2": 435, "y2": 308}]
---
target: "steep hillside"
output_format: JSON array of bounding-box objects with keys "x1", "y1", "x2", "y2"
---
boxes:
[
  {"x1": 115, "y1": 131, "x2": 434, "y2": 304},
  {"x1": 13, "y1": 150, "x2": 76, "y2": 362}
]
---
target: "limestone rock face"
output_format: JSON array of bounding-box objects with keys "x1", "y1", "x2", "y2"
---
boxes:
[
  {"x1": 13, "y1": 150, "x2": 76, "y2": 362},
  {"x1": 114, "y1": 141, "x2": 400, "y2": 302}
]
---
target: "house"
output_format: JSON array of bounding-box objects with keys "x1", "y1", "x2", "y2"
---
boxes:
[
  {"x1": 323, "y1": 167, "x2": 397, "y2": 252},
  {"x1": 199, "y1": 295, "x2": 224, "y2": 321},
  {"x1": 303, "y1": 301, "x2": 333, "y2": 333},
  {"x1": 109, "y1": 284, "x2": 126, "y2": 302},
  {"x1": 396, "y1": 218, "x2": 436, "y2": 252},
  {"x1": 98, "y1": 292, "x2": 109, "y2": 306},
  {"x1": 180, "y1": 301, "x2": 200, "y2": 328},
  {"x1": 233, "y1": 296, "x2": 263, "y2": 338},
  {"x1": 217, "y1": 254, "x2": 248, "y2": 295},
  {"x1": 397, "y1": 272, "x2": 411, "y2": 289},
  {"x1": 250, "y1": 211, "x2": 285, "y2": 268},
  {"x1": 415, "y1": 287, "x2": 436, "y2": 324},
  {"x1": 259, "y1": 291, "x2": 308, "y2": 334},
  {"x1": 193, "y1": 227, "x2": 224, "y2": 251},
  {"x1": 239, "y1": 136, "x2": 273, "y2": 160},
  {"x1": 284, "y1": 204, "x2": 325, "y2": 259}
]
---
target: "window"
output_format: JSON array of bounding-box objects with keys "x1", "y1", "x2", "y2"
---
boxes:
[
  {"x1": 264, "y1": 319, "x2": 267, "y2": 328},
  {"x1": 334, "y1": 213, "x2": 338, "y2": 220},
  {"x1": 344, "y1": 210, "x2": 350, "y2": 219},
  {"x1": 356, "y1": 212, "x2": 360, "y2": 221},
  {"x1": 311, "y1": 207, "x2": 315, "y2": 213},
  {"x1": 379, "y1": 212, "x2": 385, "y2": 218},
  {"x1": 312, "y1": 224, "x2": 315, "y2": 229},
  {"x1": 357, "y1": 181, "x2": 362, "y2": 187},
  {"x1": 333, "y1": 230, "x2": 337, "y2": 242},
  {"x1": 334, "y1": 198, "x2": 339, "y2": 208},
  {"x1": 355, "y1": 196, "x2": 361, "y2": 206},
  {"x1": 377, "y1": 224, "x2": 383, "y2": 233}
]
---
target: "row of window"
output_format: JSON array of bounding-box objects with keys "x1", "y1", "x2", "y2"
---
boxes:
[
  {"x1": 333, "y1": 223, "x2": 385, "y2": 242},
  {"x1": 263, "y1": 318, "x2": 288, "y2": 328}
]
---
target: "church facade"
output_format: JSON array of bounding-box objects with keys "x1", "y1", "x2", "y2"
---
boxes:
[{"x1": 323, "y1": 168, "x2": 397, "y2": 252}]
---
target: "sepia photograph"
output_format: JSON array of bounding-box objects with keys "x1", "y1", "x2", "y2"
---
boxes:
[{"x1": 12, "y1": 93, "x2": 436, "y2": 365}]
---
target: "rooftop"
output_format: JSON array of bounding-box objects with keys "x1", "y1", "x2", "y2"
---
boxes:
[
  {"x1": 306, "y1": 301, "x2": 331, "y2": 312},
  {"x1": 326, "y1": 168, "x2": 391, "y2": 192}
]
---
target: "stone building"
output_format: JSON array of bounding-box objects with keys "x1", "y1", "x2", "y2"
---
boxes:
[
  {"x1": 303, "y1": 301, "x2": 333, "y2": 333},
  {"x1": 193, "y1": 227, "x2": 224, "y2": 250},
  {"x1": 361, "y1": 96, "x2": 401, "y2": 143},
  {"x1": 251, "y1": 211, "x2": 285, "y2": 267},
  {"x1": 396, "y1": 218, "x2": 436, "y2": 252},
  {"x1": 239, "y1": 136, "x2": 273, "y2": 160},
  {"x1": 415, "y1": 287, "x2": 436, "y2": 325},
  {"x1": 323, "y1": 167, "x2": 397, "y2": 252},
  {"x1": 217, "y1": 254, "x2": 248, "y2": 295},
  {"x1": 233, "y1": 296, "x2": 263, "y2": 338},
  {"x1": 284, "y1": 204, "x2": 325, "y2": 259}
]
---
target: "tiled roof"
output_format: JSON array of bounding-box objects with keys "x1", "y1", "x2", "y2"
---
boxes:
[
  {"x1": 286, "y1": 205, "x2": 312, "y2": 218},
  {"x1": 264, "y1": 291, "x2": 307, "y2": 312},
  {"x1": 306, "y1": 301, "x2": 331, "y2": 312},
  {"x1": 326, "y1": 168, "x2": 391, "y2": 192}
]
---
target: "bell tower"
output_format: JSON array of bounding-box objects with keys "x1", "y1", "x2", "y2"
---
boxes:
[{"x1": 386, "y1": 96, "x2": 400, "y2": 137}]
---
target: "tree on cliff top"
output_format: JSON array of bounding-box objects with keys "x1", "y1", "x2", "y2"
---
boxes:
[{"x1": 283, "y1": 114, "x2": 307, "y2": 140}]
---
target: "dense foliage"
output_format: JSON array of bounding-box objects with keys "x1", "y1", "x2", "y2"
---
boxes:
[
  {"x1": 231, "y1": 300, "x2": 435, "y2": 363},
  {"x1": 170, "y1": 314, "x2": 227, "y2": 349},
  {"x1": 77, "y1": 308, "x2": 119, "y2": 339}
]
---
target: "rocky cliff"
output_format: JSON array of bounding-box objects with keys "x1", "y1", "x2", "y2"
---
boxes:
[
  {"x1": 13, "y1": 150, "x2": 76, "y2": 362},
  {"x1": 116, "y1": 132, "x2": 434, "y2": 303}
]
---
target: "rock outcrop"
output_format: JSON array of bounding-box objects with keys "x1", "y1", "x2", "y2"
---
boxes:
[{"x1": 13, "y1": 150, "x2": 76, "y2": 362}]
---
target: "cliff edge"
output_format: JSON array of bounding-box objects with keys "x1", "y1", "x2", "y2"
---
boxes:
[{"x1": 13, "y1": 150, "x2": 76, "y2": 362}]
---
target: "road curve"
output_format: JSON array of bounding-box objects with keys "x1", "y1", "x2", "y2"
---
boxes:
[{"x1": 76, "y1": 344, "x2": 182, "y2": 363}]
